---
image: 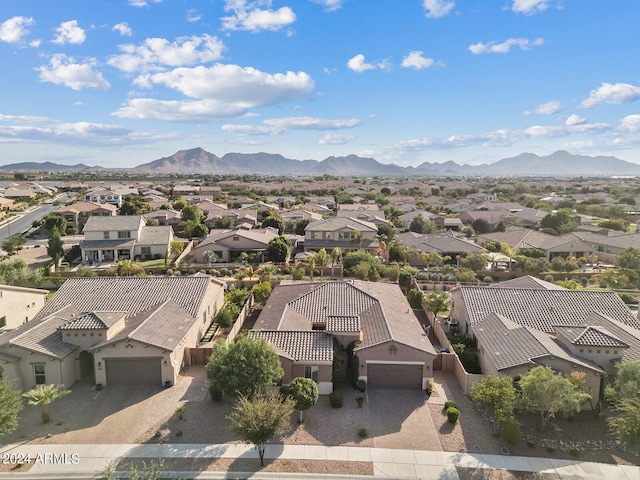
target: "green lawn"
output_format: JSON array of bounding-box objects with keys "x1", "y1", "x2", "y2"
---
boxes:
[{"x1": 138, "y1": 258, "x2": 167, "y2": 267}]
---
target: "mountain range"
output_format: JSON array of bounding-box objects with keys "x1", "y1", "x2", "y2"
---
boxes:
[{"x1": 2, "y1": 148, "x2": 640, "y2": 176}]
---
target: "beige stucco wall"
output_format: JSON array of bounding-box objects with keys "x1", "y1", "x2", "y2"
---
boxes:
[
  {"x1": 93, "y1": 341, "x2": 171, "y2": 387},
  {"x1": 356, "y1": 341, "x2": 436, "y2": 389},
  {"x1": 6, "y1": 351, "x2": 78, "y2": 391},
  {"x1": 0, "y1": 286, "x2": 48, "y2": 330}
]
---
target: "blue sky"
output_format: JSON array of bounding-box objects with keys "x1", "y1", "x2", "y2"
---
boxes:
[{"x1": 1, "y1": 0, "x2": 640, "y2": 169}]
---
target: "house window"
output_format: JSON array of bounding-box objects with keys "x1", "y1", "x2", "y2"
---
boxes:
[
  {"x1": 34, "y1": 364, "x2": 46, "y2": 385},
  {"x1": 103, "y1": 232, "x2": 110, "y2": 239},
  {"x1": 596, "y1": 350, "x2": 601, "y2": 354},
  {"x1": 118, "y1": 231, "x2": 131, "y2": 239},
  {"x1": 579, "y1": 348, "x2": 583, "y2": 353},
  {"x1": 304, "y1": 366, "x2": 319, "y2": 382},
  {"x1": 0, "y1": 316, "x2": 5, "y2": 328},
  {"x1": 614, "y1": 350, "x2": 618, "y2": 354},
  {"x1": 141, "y1": 247, "x2": 151, "y2": 256}
]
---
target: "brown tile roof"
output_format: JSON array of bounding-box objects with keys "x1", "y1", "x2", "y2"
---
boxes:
[
  {"x1": 35, "y1": 276, "x2": 214, "y2": 320},
  {"x1": 456, "y1": 285, "x2": 640, "y2": 332},
  {"x1": 250, "y1": 330, "x2": 333, "y2": 362}
]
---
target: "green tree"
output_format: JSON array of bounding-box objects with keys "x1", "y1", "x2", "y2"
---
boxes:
[
  {"x1": 284, "y1": 377, "x2": 319, "y2": 423},
  {"x1": 1, "y1": 235, "x2": 26, "y2": 256},
  {"x1": 330, "y1": 247, "x2": 342, "y2": 279},
  {"x1": 409, "y1": 214, "x2": 436, "y2": 234},
  {"x1": 203, "y1": 250, "x2": 218, "y2": 266},
  {"x1": 214, "y1": 302, "x2": 241, "y2": 330},
  {"x1": 43, "y1": 215, "x2": 67, "y2": 235},
  {"x1": 173, "y1": 199, "x2": 187, "y2": 210},
  {"x1": 212, "y1": 216, "x2": 234, "y2": 229},
  {"x1": 294, "y1": 218, "x2": 312, "y2": 236},
  {"x1": 170, "y1": 240, "x2": 185, "y2": 258},
  {"x1": 398, "y1": 269, "x2": 414, "y2": 293},
  {"x1": 423, "y1": 289, "x2": 451, "y2": 315},
  {"x1": 540, "y1": 209, "x2": 576, "y2": 235},
  {"x1": 228, "y1": 393, "x2": 294, "y2": 466},
  {"x1": 315, "y1": 248, "x2": 328, "y2": 279},
  {"x1": 0, "y1": 258, "x2": 42, "y2": 286},
  {"x1": 617, "y1": 247, "x2": 640, "y2": 271},
  {"x1": 519, "y1": 366, "x2": 591, "y2": 429},
  {"x1": 0, "y1": 381, "x2": 23, "y2": 435},
  {"x1": 471, "y1": 218, "x2": 492, "y2": 234},
  {"x1": 459, "y1": 252, "x2": 489, "y2": 275},
  {"x1": 407, "y1": 288, "x2": 425, "y2": 309},
  {"x1": 206, "y1": 336, "x2": 284, "y2": 400},
  {"x1": 115, "y1": 259, "x2": 145, "y2": 276},
  {"x1": 261, "y1": 216, "x2": 285, "y2": 235},
  {"x1": 257, "y1": 263, "x2": 277, "y2": 282},
  {"x1": 251, "y1": 281, "x2": 272, "y2": 302},
  {"x1": 471, "y1": 375, "x2": 518, "y2": 433},
  {"x1": 22, "y1": 384, "x2": 71, "y2": 424},
  {"x1": 605, "y1": 361, "x2": 640, "y2": 448},
  {"x1": 47, "y1": 226, "x2": 64, "y2": 265},
  {"x1": 388, "y1": 242, "x2": 409, "y2": 263},
  {"x1": 265, "y1": 236, "x2": 290, "y2": 262},
  {"x1": 181, "y1": 203, "x2": 201, "y2": 223}
]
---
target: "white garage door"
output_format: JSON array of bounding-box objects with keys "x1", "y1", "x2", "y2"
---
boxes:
[
  {"x1": 367, "y1": 363, "x2": 422, "y2": 389},
  {"x1": 105, "y1": 357, "x2": 162, "y2": 386}
]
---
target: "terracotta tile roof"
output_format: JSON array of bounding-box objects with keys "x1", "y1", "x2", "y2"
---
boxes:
[
  {"x1": 35, "y1": 276, "x2": 213, "y2": 320},
  {"x1": 250, "y1": 330, "x2": 333, "y2": 362},
  {"x1": 456, "y1": 286, "x2": 640, "y2": 332}
]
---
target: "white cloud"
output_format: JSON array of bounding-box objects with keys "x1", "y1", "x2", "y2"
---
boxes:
[
  {"x1": 347, "y1": 54, "x2": 388, "y2": 73},
  {"x1": 423, "y1": 0, "x2": 455, "y2": 18},
  {"x1": 114, "y1": 64, "x2": 314, "y2": 121},
  {"x1": 186, "y1": 9, "x2": 202, "y2": 22},
  {"x1": 311, "y1": 0, "x2": 343, "y2": 12},
  {"x1": 523, "y1": 101, "x2": 561, "y2": 115},
  {"x1": 579, "y1": 82, "x2": 640, "y2": 108},
  {"x1": 38, "y1": 54, "x2": 110, "y2": 91},
  {"x1": 0, "y1": 114, "x2": 50, "y2": 123},
  {"x1": 221, "y1": 1, "x2": 296, "y2": 32},
  {"x1": 0, "y1": 120, "x2": 143, "y2": 146},
  {"x1": 401, "y1": 51, "x2": 437, "y2": 70},
  {"x1": 618, "y1": 114, "x2": 640, "y2": 133},
  {"x1": 0, "y1": 16, "x2": 34, "y2": 43},
  {"x1": 565, "y1": 114, "x2": 586, "y2": 126},
  {"x1": 469, "y1": 37, "x2": 544, "y2": 54},
  {"x1": 108, "y1": 34, "x2": 225, "y2": 73},
  {"x1": 319, "y1": 133, "x2": 355, "y2": 145},
  {"x1": 53, "y1": 20, "x2": 86, "y2": 45},
  {"x1": 223, "y1": 116, "x2": 360, "y2": 135},
  {"x1": 511, "y1": 0, "x2": 550, "y2": 15},
  {"x1": 112, "y1": 22, "x2": 133, "y2": 36},
  {"x1": 129, "y1": 0, "x2": 162, "y2": 6}
]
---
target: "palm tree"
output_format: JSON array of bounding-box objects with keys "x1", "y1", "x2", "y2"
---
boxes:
[
  {"x1": 203, "y1": 250, "x2": 218, "y2": 267},
  {"x1": 330, "y1": 247, "x2": 342, "y2": 279},
  {"x1": 257, "y1": 263, "x2": 277, "y2": 283},
  {"x1": 315, "y1": 248, "x2": 328, "y2": 280},
  {"x1": 23, "y1": 384, "x2": 71, "y2": 424},
  {"x1": 116, "y1": 259, "x2": 145, "y2": 276}
]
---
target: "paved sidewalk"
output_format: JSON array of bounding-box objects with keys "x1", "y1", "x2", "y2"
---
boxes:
[{"x1": 1, "y1": 443, "x2": 638, "y2": 480}]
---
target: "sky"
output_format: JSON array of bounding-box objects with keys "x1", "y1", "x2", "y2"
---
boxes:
[{"x1": 1, "y1": 0, "x2": 640, "y2": 169}]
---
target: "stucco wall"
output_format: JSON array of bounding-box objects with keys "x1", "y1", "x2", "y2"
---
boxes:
[
  {"x1": 356, "y1": 342, "x2": 435, "y2": 386},
  {"x1": 0, "y1": 287, "x2": 48, "y2": 330}
]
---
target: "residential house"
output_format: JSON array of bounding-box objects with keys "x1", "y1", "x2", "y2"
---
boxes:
[
  {"x1": 336, "y1": 208, "x2": 390, "y2": 227},
  {"x1": 397, "y1": 210, "x2": 441, "y2": 230},
  {"x1": 191, "y1": 227, "x2": 279, "y2": 263},
  {"x1": 0, "y1": 276, "x2": 225, "y2": 390},
  {"x1": 52, "y1": 201, "x2": 117, "y2": 233},
  {"x1": 281, "y1": 209, "x2": 323, "y2": 223},
  {"x1": 397, "y1": 230, "x2": 484, "y2": 266},
  {"x1": 0, "y1": 285, "x2": 49, "y2": 331},
  {"x1": 80, "y1": 215, "x2": 173, "y2": 263},
  {"x1": 203, "y1": 209, "x2": 259, "y2": 229},
  {"x1": 84, "y1": 189, "x2": 123, "y2": 208},
  {"x1": 143, "y1": 209, "x2": 182, "y2": 228},
  {"x1": 458, "y1": 209, "x2": 517, "y2": 227},
  {"x1": 449, "y1": 277, "x2": 640, "y2": 405},
  {"x1": 567, "y1": 231, "x2": 640, "y2": 263},
  {"x1": 252, "y1": 280, "x2": 437, "y2": 393},
  {"x1": 304, "y1": 217, "x2": 379, "y2": 253}
]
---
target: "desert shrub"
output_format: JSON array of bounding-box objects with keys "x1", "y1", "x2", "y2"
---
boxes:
[
  {"x1": 416, "y1": 271, "x2": 430, "y2": 281},
  {"x1": 358, "y1": 427, "x2": 369, "y2": 438},
  {"x1": 329, "y1": 391, "x2": 344, "y2": 408},
  {"x1": 444, "y1": 400, "x2": 458, "y2": 410},
  {"x1": 482, "y1": 276, "x2": 493, "y2": 283},
  {"x1": 570, "y1": 449, "x2": 580, "y2": 458},
  {"x1": 546, "y1": 447, "x2": 555, "y2": 454},
  {"x1": 407, "y1": 288, "x2": 425, "y2": 309},
  {"x1": 527, "y1": 441, "x2": 535, "y2": 448},
  {"x1": 209, "y1": 385, "x2": 223, "y2": 402},
  {"x1": 356, "y1": 396, "x2": 364, "y2": 408},
  {"x1": 356, "y1": 379, "x2": 367, "y2": 392},
  {"x1": 292, "y1": 267, "x2": 305, "y2": 280},
  {"x1": 502, "y1": 422, "x2": 521, "y2": 444},
  {"x1": 544, "y1": 274, "x2": 554, "y2": 282},
  {"x1": 446, "y1": 406, "x2": 460, "y2": 424}
]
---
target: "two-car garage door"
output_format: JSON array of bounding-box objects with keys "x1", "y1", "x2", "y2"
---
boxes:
[
  {"x1": 367, "y1": 363, "x2": 423, "y2": 389},
  {"x1": 105, "y1": 357, "x2": 162, "y2": 386}
]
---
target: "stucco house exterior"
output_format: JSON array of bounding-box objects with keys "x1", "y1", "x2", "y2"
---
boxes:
[
  {"x1": 0, "y1": 276, "x2": 225, "y2": 390},
  {"x1": 0, "y1": 284, "x2": 49, "y2": 331},
  {"x1": 80, "y1": 215, "x2": 173, "y2": 263},
  {"x1": 191, "y1": 227, "x2": 279, "y2": 263},
  {"x1": 449, "y1": 276, "x2": 640, "y2": 406},
  {"x1": 252, "y1": 280, "x2": 437, "y2": 393},
  {"x1": 52, "y1": 201, "x2": 117, "y2": 233},
  {"x1": 304, "y1": 217, "x2": 379, "y2": 253}
]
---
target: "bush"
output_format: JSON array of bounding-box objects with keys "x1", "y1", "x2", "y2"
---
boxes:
[
  {"x1": 356, "y1": 396, "x2": 364, "y2": 408},
  {"x1": 482, "y1": 276, "x2": 493, "y2": 283},
  {"x1": 416, "y1": 271, "x2": 430, "y2": 281},
  {"x1": 209, "y1": 385, "x2": 223, "y2": 402},
  {"x1": 570, "y1": 449, "x2": 580, "y2": 458},
  {"x1": 329, "y1": 391, "x2": 344, "y2": 408},
  {"x1": 502, "y1": 422, "x2": 521, "y2": 444},
  {"x1": 356, "y1": 379, "x2": 367, "y2": 392},
  {"x1": 292, "y1": 267, "x2": 305, "y2": 280},
  {"x1": 444, "y1": 400, "x2": 458, "y2": 410},
  {"x1": 446, "y1": 406, "x2": 460, "y2": 424},
  {"x1": 358, "y1": 427, "x2": 369, "y2": 438},
  {"x1": 544, "y1": 274, "x2": 554, "y2": 282}
]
